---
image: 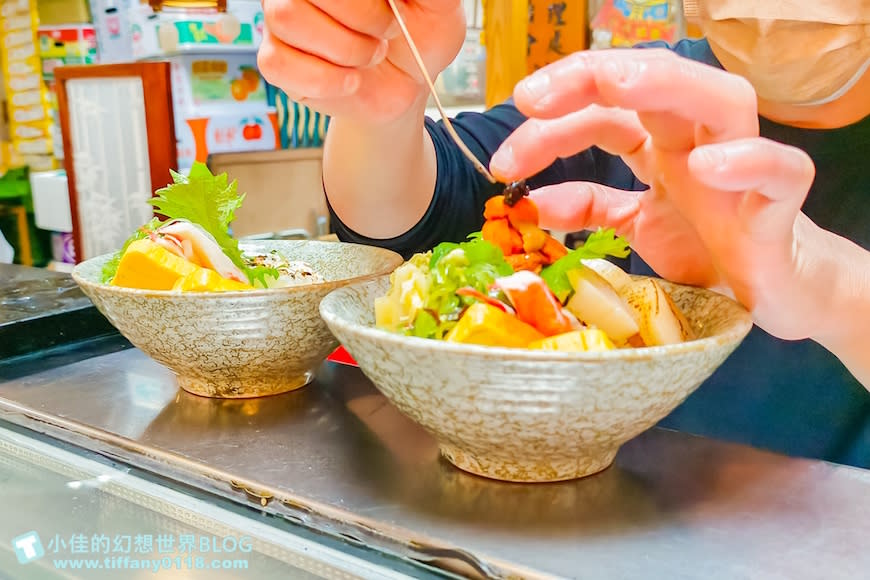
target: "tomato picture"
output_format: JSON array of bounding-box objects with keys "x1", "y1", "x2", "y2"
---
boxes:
[{"x1": 242, "y1": 123, "x2": 262, "y2": 141}]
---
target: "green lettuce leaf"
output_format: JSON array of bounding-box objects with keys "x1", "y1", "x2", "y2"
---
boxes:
[
  {"x1": 100, "y1": 163, "x2": 278, "y2": 286},
  {"x1": 411, "y1": 309, "x2": 439, "y2": 338},
  {"x1": 147, "y1": 162, "x2": 277, "y2": 286},
  {"x1": 541, "y1": 228, "x2": 631, "y2": 302},
  {"x1": 411, "y1": 232, "x2": 513, "y2": 339}
]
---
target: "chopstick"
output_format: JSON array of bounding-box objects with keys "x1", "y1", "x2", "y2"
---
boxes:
[{"x1": 384, "y1": 0, "x2": 497, "y2": 184}]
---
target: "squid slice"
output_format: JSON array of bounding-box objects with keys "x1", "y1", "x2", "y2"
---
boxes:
[{"x1": 154, "y1": 220, "x2": 248, "y2": 283}]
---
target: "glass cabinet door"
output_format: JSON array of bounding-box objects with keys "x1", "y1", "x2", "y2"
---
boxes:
[{"x1": 0, "y1": 425, "x2": 416, "y2": 580}]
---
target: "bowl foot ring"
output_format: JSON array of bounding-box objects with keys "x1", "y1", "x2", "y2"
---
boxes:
[
  {"x1": 177, "y1": 372, "x2": 314, "y2": 399},
  {"x1": 439, "y1": 444, "x2": 618, "y2": 483}
]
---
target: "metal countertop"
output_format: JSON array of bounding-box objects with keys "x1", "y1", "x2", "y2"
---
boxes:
[{"x1": 1, "y1": 347, "x2": 869, "y2": 579}]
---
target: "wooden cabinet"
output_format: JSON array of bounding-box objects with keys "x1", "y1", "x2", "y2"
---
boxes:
[
  {"x1": 483, "y1": 0, "x2": 528, "y2": 107},
  {"x1": 483, "y1": 0, "x2": 588, "y2": 108},
  {"x1": 208, "y1": 148, "x2": 328, "y2": 239},
  {"x1": 55, "y1": 62, "x2": 177, "y2": 262}
]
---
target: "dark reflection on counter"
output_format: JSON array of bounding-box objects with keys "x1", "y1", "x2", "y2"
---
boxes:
[
  {"x1": 0, "y1": 263, "x2": 118, "y2": 361},
  {"x1": 0, "y1": 334, "x2": 131, "y2": 381}
]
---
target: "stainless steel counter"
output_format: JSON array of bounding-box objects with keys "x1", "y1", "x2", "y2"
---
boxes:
[{"x1": 2, "y1": 346, "x2": 869, "y2": 579}]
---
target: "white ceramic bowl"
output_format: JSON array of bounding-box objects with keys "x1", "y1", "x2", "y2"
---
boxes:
[
  {"x1": 320, "y1": 276, "x2": 753, "y2": 482},
  {"x1": 73, "y1": 240, "x2": 402, "y2": 398}
]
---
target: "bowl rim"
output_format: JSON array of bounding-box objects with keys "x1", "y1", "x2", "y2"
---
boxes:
[
  {"x1": 71, "y1": 239, "x2": 404, "y2": 298},
  {"x1": 319, "y1": 277, "x2": 755, "y2": 363}
]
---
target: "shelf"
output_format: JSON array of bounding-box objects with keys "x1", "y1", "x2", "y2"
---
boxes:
[{"x1": 136, "y1": 44, "x2": 260, "y2": 59}]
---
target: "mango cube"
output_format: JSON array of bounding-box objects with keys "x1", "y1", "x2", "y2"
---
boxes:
[
  {"x1": 528, "y1": 329, "x2": 616, "y2": 352},
  {"x1": 111, "y1": 239, "x2": 199, "y2": 290},
  {"x1": 171, "y1": 268, "x2": 253, "y2": 292},
  {"x1": 445, "y1": 303, "x2": 544, "y2": 348}
]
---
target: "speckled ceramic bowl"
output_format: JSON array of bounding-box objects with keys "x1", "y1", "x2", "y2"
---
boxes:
[
  {"x1": 73, "y1": 241, "x2": 402, "y2": 398},
  {"x1": 320, "y1": 276, "x2": 753, "y2": 483}
]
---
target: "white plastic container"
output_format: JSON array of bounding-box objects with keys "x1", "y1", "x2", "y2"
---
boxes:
[
  {"x1": 88, "y1": 0, "x2": 135, "y2": 63},
  {"x1": 175, "y1": 108, "x2": 278, "y2": 170},
  {"x1": 169, "y1": 52, "x2": 267, "y2": 115},
  {"x1": 168, "y1": 52, "x2": 277, "y2": 168},
  {"x1": 129, "y1": 0, "x2": 264, "y2": 59},
  {"x1": 30, "y1": 169, "x2": 72, "y2": 233}
]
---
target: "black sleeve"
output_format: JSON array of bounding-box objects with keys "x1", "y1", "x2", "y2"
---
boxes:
[
  {"x1": 327, "y1": 99, "x2": 601, "y2": 259},
  {"x1": 328, "y1": 38, "x2": 716, "y2": 259}
]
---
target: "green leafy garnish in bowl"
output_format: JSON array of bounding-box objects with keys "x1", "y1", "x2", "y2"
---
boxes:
[
  {"x1": 100, "y1": 162, "x2": 278, "y2": 286},
  {"x1": 541, "y1": 228, "x2": 631, "y2": 302}
]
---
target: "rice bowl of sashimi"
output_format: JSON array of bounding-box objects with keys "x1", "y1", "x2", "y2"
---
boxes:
[{"x1": 72, "y1": 163, "x2": 402, "y2": 398}]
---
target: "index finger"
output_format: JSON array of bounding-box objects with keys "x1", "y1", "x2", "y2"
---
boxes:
[
  {"x1": 307, "y1": 0, "x2": 398, "y2": 38},
  {"x1": 513, "y1": 48, "x2": 760, "y2": 143}
]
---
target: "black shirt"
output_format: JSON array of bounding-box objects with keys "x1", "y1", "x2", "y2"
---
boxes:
[{"x1": 329, "y1": 38, "x2": 870, "y2": 467}]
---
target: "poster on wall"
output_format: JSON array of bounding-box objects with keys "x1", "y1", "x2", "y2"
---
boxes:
[
  {"x1": 526, "y1": 0, "x2": 587, "y2": 73},
  {"x1": 590, "y1": 0, "x2": 683, "y2": 49}
]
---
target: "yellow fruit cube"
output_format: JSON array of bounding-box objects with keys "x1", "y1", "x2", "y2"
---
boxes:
[
  {"x1": 374, "y1": 295, "x2": 399, "y2": 330},
  {"x1": 111, "y1": 239, "x2": 199, "y2": 290},
  {"x1": 528, "y1": 329, "x2": 615, "y2": 352},
  {"x1": 171, "y1": 268, "x2": 253, "y2": 292},
  {"x1": 445, "y1": 303, "x2": 544, "y2": 348}
]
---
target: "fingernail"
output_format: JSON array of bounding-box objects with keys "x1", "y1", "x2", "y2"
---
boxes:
[
  {"x1": 344, "y1": 73, "x2": 361, "y2": 95},
  {"x1": 518, "y1": 72, "x2": 551, "y2": 103},
  {"x1": 368, "y1": 40, "x2": 388, "y2": 67},
  {"x1": 490, "y1": 145, "x2": 515, "y2": 176},
  {"x1": 601, "y1": 58, "x2": 641, "y2": 85},
  {"x1": 696, "y1": 146, "x2": 727, "y2": 169}
]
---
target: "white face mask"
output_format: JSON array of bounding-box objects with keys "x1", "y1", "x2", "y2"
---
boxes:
[
  {"x1": 684, "y1": 0, "x2": 870, "y2": 106},
  {"x1": 797, "y1": 55, "x2": 870, "y2": 106}
]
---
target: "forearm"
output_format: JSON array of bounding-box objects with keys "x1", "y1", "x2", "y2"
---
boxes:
[
  {"x1": 810, "y1": 231, "x2": 870, "y2": 389},
  {"x1": 323, "y1": 93, "x2": 436, "y2": 239}
]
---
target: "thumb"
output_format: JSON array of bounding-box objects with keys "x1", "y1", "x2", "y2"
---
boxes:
[{"x1": 688, "y1": 138, "x2": 815, "y2": 242}]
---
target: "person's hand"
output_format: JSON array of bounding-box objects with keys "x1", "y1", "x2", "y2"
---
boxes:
[
  {"x1": 488, "y1": 48, "x2": 840, "y2": 343},
  {"x1": 258, "y1": 0, "x2": 466, "y2": 123}
]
